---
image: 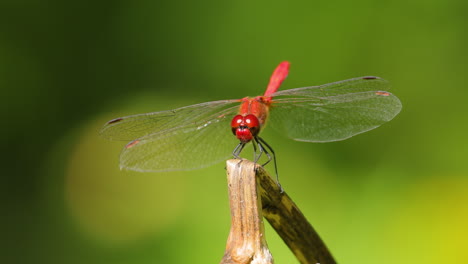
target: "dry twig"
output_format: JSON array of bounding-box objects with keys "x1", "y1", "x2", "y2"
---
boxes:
[{"x1": 220, "y1": 159, "x2": 336, "y2": 264}]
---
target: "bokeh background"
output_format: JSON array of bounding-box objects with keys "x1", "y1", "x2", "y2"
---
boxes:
[{"x1": 2, "y1": 0, "x2": 467, "y2": 263}]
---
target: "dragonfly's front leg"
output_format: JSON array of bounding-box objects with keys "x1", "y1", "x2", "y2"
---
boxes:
[
  {"x1": 256, "y1": 137, "x2": 283, "y2": 192},
  {"x1": 232, "y1": 142, "x2": 246, "y2": 160}
]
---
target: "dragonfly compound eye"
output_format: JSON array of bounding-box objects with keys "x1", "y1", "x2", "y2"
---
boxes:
[
  {"x1": 231, "y1": 115, "x2": 244, "y2": 135},
  {"x1": 230, "y1": 114, "x2": 260, "y2": 142},
  {"x1": 244, "y1": 114, "x2": 260, "y2": 137},
  {"x1": 244, "y1": 114, "x2": 260, "y2": 129}
]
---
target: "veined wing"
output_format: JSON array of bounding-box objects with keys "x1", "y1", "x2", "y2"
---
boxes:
[
  {"x1": 100, "y1": 99, "x2": 241, "y2": 141},
  {"x1": 268, "y1": 76, "x2": 402, "y2": 142},
  {"x1": 101, "y1": 99, "x2": 242, "y2": 172}
]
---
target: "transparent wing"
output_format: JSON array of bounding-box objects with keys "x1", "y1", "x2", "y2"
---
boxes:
[
  {"x1": 268, "y1": 76, "x2": 402, "y2": 142},
  {"x1": 100, "y1": 99, "x2": 240, "y2": 141},
  {"x1": 101, "y1": 100, "x2": 242, "y2": 171}
]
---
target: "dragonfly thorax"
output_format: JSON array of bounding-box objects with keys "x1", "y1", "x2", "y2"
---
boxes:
[{"x1": 231, "y1": 114, "x2": 261, "y2": 143}]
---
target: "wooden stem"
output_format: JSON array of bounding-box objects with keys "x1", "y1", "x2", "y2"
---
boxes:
[
  {"x1": 221, "y1": 159, "x2": 273, "y2": 264},
  {"x1": 221, "y1": 159, "x2": 336, "y2": 264}
]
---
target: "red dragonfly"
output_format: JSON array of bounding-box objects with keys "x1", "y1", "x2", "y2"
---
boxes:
[{"x1": 101, "y1": 61, "x2": 401, "y2": 174}]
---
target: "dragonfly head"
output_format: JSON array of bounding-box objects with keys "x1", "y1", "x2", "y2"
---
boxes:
[{"x1": 231, "y1": 114, "x2": 260, "y2": 143}]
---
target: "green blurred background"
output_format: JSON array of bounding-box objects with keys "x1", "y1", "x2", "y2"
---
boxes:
[{"x1": 2, "y1": 0, "x2": 467, "y2": 263}]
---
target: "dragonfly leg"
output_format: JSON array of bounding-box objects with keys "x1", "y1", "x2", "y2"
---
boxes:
[
  {"x1": 232, "y1": 142, "x2": 246, "y2": 160},
  {"x1": 256, "y1": 137, "x2": 283, "y2": 193},
  {"x1": 252, "y1": 139, "x2": 261, "y2": 164},
  {"x1": 252, "y1": 140, "x2": 257, "y2": 162},
  {"x1": 254, "y1": 137, "x2": 268, "y2": 165}
]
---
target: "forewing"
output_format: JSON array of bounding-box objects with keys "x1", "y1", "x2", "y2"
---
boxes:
[
  {"x1": 268, "y1": 76, "x2": 402, "y2": 142},
  {"x1": 118, "y1": 104, "x2": 241, "y2": 172},
  {"x1": 100, "y1": 99, "x2": 240, "y2": 141}
]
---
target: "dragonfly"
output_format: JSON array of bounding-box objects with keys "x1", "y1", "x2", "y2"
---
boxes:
[{"x1": 101, "y1": 61, "x2": 402, "y2": 177}]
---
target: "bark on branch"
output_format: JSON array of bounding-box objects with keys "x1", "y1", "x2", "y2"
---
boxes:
[{"x1": 220, "y1": 159, "x2": 336, "y2": 264}]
